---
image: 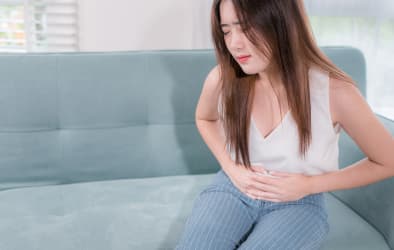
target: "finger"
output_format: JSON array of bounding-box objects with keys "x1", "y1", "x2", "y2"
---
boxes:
[
  {"x1": 250, "y1": 166, "x2": 266, "y2": 174},
  {"x1": 248, "y1": 190, "x2": 282, "y2": 202},
  {"x1": 254, "y1": 194, "x2": 282, "y2": 202},
  {"x1": 247, "y1": 189, "x2": 263, "y2": 199},
  {"x1": 248, "y1": 190, "x2": 279, "y2": 200},
  {"x1": 245, "y1": 191, "x2": 258, "y2": 200},
  {"x1": 250, "y1": 182, "x2": 281, "y2": 194},
  {"x1": 251, "y1": 174, "x2": 279, "y2": 185},
  {"x1": 259, "y1": 192, "x2": 279, "y2": 199}
]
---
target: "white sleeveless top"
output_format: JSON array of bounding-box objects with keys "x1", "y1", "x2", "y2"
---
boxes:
[{"x1": 222, "y1": 67, "x2": 341, "y2": 176}]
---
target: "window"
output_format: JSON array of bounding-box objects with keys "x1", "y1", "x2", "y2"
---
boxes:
[
  {"x1": 305, "y1": 0, "x2": 394, "y2": 119},
  {"x1": 0, "y1": 0, "x2": 78, "y2": 52},
  {"x1": 0, "y1": 4, "x2": 24, "y2": 51}
]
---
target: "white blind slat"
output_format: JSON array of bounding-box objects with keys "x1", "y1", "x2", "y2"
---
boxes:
[
  {"x1": 0, "y1": 18, "x2": 23, "y2": 23},
  {"x1": 0, "y1": 0, "x2": 78, "y2": 52},
  {"x1": 0, "y1": 29, "x2": 24, "y2": 33},
  {"x1": 0, "y1": 38, "x2": 25, "y2": 43}
]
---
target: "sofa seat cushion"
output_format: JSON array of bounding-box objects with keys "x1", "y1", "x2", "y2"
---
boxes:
[{"x1": 0, "y1": 173, "x2": 389, "y2": 250}]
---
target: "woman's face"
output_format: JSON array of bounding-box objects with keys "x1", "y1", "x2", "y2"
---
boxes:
[{"x1": 219, "y1": 0, "x2": 271, "y2": 76}]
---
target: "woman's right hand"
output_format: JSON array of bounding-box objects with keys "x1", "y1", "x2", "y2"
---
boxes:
[{"x1": 225, "y1": 162, "x2": 281, "y2": 200}]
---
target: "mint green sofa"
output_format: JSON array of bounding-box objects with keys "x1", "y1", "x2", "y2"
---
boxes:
[{"x1": 0, "y1": 47, "x2": 393, "y2": 250}]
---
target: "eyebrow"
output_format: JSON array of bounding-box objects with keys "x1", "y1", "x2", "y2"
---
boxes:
[{"x1": 220, "y1": 21, "x2": 241, "y2": 28}]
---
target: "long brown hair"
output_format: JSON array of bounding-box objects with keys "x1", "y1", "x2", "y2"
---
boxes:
[{"x1": 211, "y1": 0, "x2": 355, "y2": 169}]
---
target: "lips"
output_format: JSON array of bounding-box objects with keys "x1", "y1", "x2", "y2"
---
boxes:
[{"x1": 236, "y1": 55, "x2": 251, "y2": 63}]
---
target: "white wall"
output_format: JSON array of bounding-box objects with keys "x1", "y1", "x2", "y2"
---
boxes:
[
  {"x1": 75, "y1": 0, "x2": 394, "y2": 117},
  {"x1": 78, "y1": 0, "x2": 213, "y2": 51}
]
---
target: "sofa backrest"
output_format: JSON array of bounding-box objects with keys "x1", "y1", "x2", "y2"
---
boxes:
[
  {"x1": 2, "y1": 47, "x2": 394, "y2": 248},
  {"x1": 0, "y1": 47, "x2": 366, "y2": 191}
]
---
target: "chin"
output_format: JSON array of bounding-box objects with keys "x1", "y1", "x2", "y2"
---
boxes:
[
  {"x1": 241, "y1": 63, "x2": 269, "y2": 76},
  {"x1": 240, "y1": 67, "x2": 260, "y2": 75}
]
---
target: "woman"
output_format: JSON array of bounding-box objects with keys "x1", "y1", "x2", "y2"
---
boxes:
[{"x1": 175, "y1": 0, "x2": 394, "y2": 249}]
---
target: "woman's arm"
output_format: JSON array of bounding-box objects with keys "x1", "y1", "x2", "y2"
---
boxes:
[
  {"x1": 309, "y1": 77, "x2": 394, "y2": 194},
  {"x1": 195, "y1": 65, "x2": 234, "y2": 174}
]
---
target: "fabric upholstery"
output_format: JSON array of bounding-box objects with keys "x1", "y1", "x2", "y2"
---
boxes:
[{"x1": 0, "y1": 47, "x2": 392, "y2": 249}]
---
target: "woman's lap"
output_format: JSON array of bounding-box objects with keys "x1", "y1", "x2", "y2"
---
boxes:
[
  {"x1": 175, "y1": 170, "x2": 329, "y2": 250},
  {"x1": 237, "y1": 204, "x2": 329, "y2": 250},
  {"x1": 175, "y1": 186, "x2": 259, "y2": 249}
]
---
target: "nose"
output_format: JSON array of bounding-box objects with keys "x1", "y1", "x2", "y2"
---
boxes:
[{"x1": 228, "y1": 29, "x2": 245, "y2": 51}]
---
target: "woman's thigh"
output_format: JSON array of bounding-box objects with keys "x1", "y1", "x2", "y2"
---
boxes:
[
  {"x1": 237, "y1": 200, "x2": 329, "y2": 250},
  {"x1": 175, "y1": 184, "x2": 259, "y2": 250}
]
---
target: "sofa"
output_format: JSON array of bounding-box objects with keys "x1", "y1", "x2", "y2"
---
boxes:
[{"x1": 0, "y1": 47, "x2": 393, "y2": 250}]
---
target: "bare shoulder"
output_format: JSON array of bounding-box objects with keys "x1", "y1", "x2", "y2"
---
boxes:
[
  {"x1": 328, "y1": 75, "x2": 394, "y2": 168},
  {"x1": 195, "y1": 65, "x2": 223, "y2": 121},
  {"x1": 328, "y1": 76, "x2": 363, "y2": 124},
  {"x1": 205, "y1": 65, "x2": 222, "y2": 88}
]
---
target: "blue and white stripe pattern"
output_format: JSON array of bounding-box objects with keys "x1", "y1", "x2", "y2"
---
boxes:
[{"x1": 175, "y1": 170, "x2": 329, "y2": 250}]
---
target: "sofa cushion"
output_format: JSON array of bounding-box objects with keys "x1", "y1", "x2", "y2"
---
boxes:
[{"x1": 0, "y1": 173, "x2": 389, "y2": 250}]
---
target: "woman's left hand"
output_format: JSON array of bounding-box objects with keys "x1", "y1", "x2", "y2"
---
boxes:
[{"x1": 249, "y1": 166, "x2": 313, "y2": 202}]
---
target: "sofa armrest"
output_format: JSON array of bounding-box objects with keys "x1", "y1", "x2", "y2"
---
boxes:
[{"x1": 331, "y1": 113, "x2": 394, "y2": 248}]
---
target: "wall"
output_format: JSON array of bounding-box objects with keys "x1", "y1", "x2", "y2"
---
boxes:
[{"x1": 78, "y1": 0, "x2": 213, "y2": 51}]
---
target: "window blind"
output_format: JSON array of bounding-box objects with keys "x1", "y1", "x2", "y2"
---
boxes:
[{"x1": 0, "y1": 0, "x2": 78, "y2": 52}]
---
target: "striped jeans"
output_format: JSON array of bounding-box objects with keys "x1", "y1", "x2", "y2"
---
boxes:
[{"x1": 175, "y1": 169, "x2": 329, "y2": 250}]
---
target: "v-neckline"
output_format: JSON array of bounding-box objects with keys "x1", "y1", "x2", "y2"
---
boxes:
[{"x1": 251, "y1": 110, "x2": 291, "y2": 141}]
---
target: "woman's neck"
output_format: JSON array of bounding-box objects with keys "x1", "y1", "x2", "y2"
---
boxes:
[{"x1": 256, "y1": 71, "x2": 284, "y2": 93}]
